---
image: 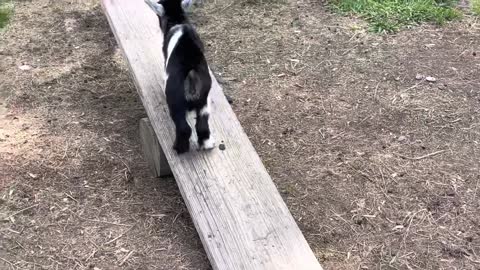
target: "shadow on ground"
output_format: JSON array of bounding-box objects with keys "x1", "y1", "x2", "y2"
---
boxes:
[{"x1": 1, "y1": 2, "x2": 210, "y2": 269}]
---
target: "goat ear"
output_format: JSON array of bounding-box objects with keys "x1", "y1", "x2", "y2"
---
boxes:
[
  {"x1": 181, "y1": 0, "x2": 193, "y2": 11},
  {"x1": 144, "y1": 0, "x2": 165, "y2": 16}
]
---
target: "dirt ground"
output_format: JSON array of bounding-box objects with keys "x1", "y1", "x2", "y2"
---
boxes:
[{"x1": 1, "y1": 0, "x2": 479, "y2": 269}]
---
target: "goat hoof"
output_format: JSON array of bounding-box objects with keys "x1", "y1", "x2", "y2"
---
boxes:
[
  {"x1": 174, "y1": 141, "x2": 190, "y2": 154},
  {"x1": 199, "y1": 137, "x2": 215, "y2": 151}
]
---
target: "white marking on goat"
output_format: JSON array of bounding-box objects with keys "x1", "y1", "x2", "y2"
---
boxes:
[
  {"x1": 200, "y1": 136, "x2": 215, "y2": 150},
  {"x1": 163, "y1": 74, "x2": 168, "y2": 94},
  {"x1": 199, "y1": 96, "x2": 211, "y2": 116},
  {"x1": 166, "y1": 26, "x2": 183, "y2": 69},
  {"x1": 187, "y1": 110, "x2": 196, "y2": 121}
]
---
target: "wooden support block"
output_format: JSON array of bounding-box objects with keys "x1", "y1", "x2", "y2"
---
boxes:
[{"x1": 139, "y1": 117, "x2": 172, "y2": 178}]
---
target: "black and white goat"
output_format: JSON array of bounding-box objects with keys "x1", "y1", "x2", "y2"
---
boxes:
[{"x1": 145, "y1": 0, "x2": 214, "y2": 154}]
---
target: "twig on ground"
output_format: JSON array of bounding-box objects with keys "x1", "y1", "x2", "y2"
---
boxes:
[
  {"x1": 64, "y1": 192, "x2": 79, "y2": 204},
  {"x1": 0, "y1": 257, "x2": 14, "y2": 270},
  {"x1": 68, "y1": 210, "x2": 132, "y2": 226},
  {"x1": 82, "y1": 218, "x2": 131, "y2": 227},
  {"x1": 373, "y1": 82, "x2": 380, "y2": 100},
  {"x1": 464, "y1": 255, "x2": 480, "y2": 264},
  {"x1": 7, "y1": 228, "x2": 20, "y2": 234},
  {"x1": 15, "y1": 240, "x2": 26, "y2": 251},
  {"x1": 3, "y1": 204, "x2": 39, "y2": 221},
  {"x1": 62, "y1": 140, "x2": 70, "y2": 159},
  {"x1": 104, "y1": 225, "x2": 135, "y2": 245},
  {"x1": 119, "y1": 250, "x2": 135, "y2": 266},
  {"x1": 395, "y1": 150, "x2": 446, "y2": 160},
  {"x1": 86, "y1": 249, "x2": 97, "y2": 262},
  {"x1": 106, "y1": 151, "x2": 131, "y2": 173},
  {"x1": 213, "y1": 1, "x2": 235, "y2": 13}
]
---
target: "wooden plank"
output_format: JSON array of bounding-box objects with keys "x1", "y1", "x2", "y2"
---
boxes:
[
  {"x1": 101, "y1": 1, "x2": 323, "y2": 269},
  {"x1": 139, "y1": 118, "x2": 172, "y2": 178}
]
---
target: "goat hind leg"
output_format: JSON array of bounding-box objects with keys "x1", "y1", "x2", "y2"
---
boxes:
[{"x1": 196, "y1": 99, "x2": 214, "y2": 150}]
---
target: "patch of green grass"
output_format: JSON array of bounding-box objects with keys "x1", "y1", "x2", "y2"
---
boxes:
[
  {"x1": 331, "y1": 0, "x2": 461, "y2": 33},
  {"x1": 473, "y1": 0, "x2": 480, "y2": 15},
  {"x1": 0, "y1": 1, "x2": 13, "y2": 29}
]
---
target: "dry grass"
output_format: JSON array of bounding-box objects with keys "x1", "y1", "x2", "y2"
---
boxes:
[
  {"x1": 1, "y1": 0, "x2": 479, "y2": 269},
  {"x1": 0, "y1": 1, "x2": 208, "y2": 269},
  {"x1": 194, "y1": 1, "x2": 480, "y2": 269}
]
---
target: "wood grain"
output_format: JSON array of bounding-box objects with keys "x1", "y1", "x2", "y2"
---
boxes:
[
  {"x1": 139, "y1": 118, "x2": 172, "y2": 178},
  {"x1": 101, "y1": 1, "x2": 323, "y2": 269}
]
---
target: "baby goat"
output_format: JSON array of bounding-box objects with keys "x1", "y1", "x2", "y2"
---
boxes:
[{"x1": 145, "y1": 0, "x2": 214, "y2": 154}]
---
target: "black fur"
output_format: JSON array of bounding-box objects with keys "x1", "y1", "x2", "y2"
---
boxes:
[{"x1": 153, "y1": 0, "x2": 213, "y2": 154}]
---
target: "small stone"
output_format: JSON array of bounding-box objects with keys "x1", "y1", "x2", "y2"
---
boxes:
[
  {"x1": 219, "y1": 143, "x2": 226, "y2": 151},
  {"x1": 118, "y1": 248, "x2": 129, "y2": 253},
  {"x1": 397, "y1": 136, "x2": 407, "y2": 142},
  {"x1": 415, "y1": 74, "x2": 424, "y2": 80},
  {"x1": 392, "y1": 225, "x2": 404, "y2": 231},
  {"x1": 425, "y1": 76, "x2": 436, "y2": 82},
  {"x1": 19, "y1": 64, "x2": 32, "y2": 71}
]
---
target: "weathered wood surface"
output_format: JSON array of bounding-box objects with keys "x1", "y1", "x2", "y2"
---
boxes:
[
  {"x1": 101, "y1": 1, "x2": 323, "y2": 269},
  {"x1": 139, "y1": 118, "x2": 172, "y2": 178}
]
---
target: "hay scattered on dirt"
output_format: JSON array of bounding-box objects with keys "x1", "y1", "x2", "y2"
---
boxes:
[{"x1": 1, "y1": 0, "x2": 479, "y2": 269}]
